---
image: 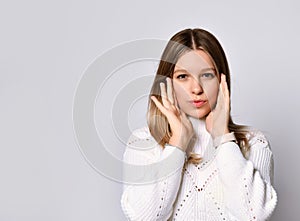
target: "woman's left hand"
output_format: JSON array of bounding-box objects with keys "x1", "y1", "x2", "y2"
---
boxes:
[{"x1": 205, "y1": 73, "x2": 230, "y2": 139}]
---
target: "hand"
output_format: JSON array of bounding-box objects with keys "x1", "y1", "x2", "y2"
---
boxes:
[
  {"x1": 150, "y1": 77, "x2": 195, "y2": 151},
  {"x1": 205, "y1": 74, "x2": 230, "y2": 139}
]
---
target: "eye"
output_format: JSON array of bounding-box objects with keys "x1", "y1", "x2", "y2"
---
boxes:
[
  {"x1": 200, "y1": 73, "x2": 215, "y2": 79},
  {"x1": 176, "y1": 74, "x2": 188, "y2": 80}
]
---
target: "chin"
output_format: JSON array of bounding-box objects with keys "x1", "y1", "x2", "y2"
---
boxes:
[{"x1": 187, "y1": 109, "x2": 211, "y2": 119}]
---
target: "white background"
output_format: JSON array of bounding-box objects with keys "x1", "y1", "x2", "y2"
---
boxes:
[{"x1": 1, "y1": 0, "x2": 299, "y2": 220}]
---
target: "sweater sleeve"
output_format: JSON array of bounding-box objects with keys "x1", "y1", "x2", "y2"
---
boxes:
[
  {"x1": 215, "y1": 131, "x2": 277, "y2": 221},
  {"x1": 120, "y1": 128, "x2": 186, "y2": 221}
]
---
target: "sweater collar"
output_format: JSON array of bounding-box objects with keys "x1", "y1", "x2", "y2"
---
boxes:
[
  {"x1": 188, "y1": 116, "x2": 212, "y2": 155},
  {"x1": 188, "y1": 116, "x2": 207, "y2": 135}
]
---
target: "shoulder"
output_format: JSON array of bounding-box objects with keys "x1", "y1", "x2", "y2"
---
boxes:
[
  {"x1": 244, "y1": 130, "x2": 275, "y2": 181},
  {"x1": 123, "y1": 126, "x2": 162, "y2": 164},
  {"x1": 126, "y1": 126, "x2": 160, "y2": 151},
  {"x1": 129, "y1": 126, "x2": 152, "y2": 140},
  {"x1": 245, "y1": 129, "x2": 273, "y2": 155}
]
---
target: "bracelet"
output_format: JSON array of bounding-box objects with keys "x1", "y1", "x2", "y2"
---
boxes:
[{"x1": 213, "y1": 132, "x2": 237, "y2": 148}]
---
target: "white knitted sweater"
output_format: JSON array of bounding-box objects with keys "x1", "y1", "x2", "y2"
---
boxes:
[{"x1": 121, "y1": 117, "x2": 277, "y2": 221}]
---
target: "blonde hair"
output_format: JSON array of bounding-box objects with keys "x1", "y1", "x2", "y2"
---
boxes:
[{"x1": 147, "y1": 28, "x2": 250, "y2": 164}]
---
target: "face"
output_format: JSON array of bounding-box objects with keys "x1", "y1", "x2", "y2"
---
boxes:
[{"x1": 172, "y1": 49, "x2": 220, "y2": 119}]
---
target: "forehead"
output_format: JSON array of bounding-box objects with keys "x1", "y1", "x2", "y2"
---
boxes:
[{"x1": 175, "y1": 50, "x2": 214, "y2": 72}]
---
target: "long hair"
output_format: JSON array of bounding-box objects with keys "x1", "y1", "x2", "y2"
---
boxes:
[{"x1": 147, "y1": 28, "x2": 250, "y2": 164}]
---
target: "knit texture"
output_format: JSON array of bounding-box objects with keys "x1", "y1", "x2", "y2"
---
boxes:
[{"x1": 121, "y1": 117, "x2": 277, "y2": 221}]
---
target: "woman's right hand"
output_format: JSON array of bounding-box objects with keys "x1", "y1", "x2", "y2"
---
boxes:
[{"x1": 150, "y1": 77, "x2": 195, "y2": 152}]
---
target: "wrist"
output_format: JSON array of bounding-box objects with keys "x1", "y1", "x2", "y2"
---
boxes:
[
  {"x1": 211, "y1": 127, "x2": 230, "y2": 139},
  {"x1": 169, "y1": 137, "x2": 185, "y2": 151},
  {"x1": 213, "y1": 132, "x2": 237, "y2": 148}
]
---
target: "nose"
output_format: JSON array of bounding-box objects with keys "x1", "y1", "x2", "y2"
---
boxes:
[{"x1": 191, "y1": 78, "x2": 203, "y2": 95}]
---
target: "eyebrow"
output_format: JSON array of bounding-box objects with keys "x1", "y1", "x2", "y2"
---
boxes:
[{"x1": 173, "y1": 67, "x2": 216, "y2": 74}]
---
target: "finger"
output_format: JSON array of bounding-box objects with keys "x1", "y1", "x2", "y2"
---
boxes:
[
  {"x1": 174, "y1": 95, "x2": 180, "y2": 113},
  {"x1": 169, "y1": 80, "x2": 180, "y2": 112},
  {"x1": 180, "y1": 110, "x2": 188, "y2": 119},
  {"x1": 221, "y1": 74, "x2": 227, "y2": 95},
  {"x1": 160, "y1": 82, "x2": 170, "y2": 108},
  {"x1": 166, "y1": 78, "x2": 174, "y2": 105},
  {"x1": 150, "y1": 96, "x2": 168, "y2": 115},
  {"x1": 151, "y1": 96, "x2": 178, "y2": 125},
  {"x1": 221, "y1": 74, "x2": 230, "y2": 110},
  {"x1": 181, "y1": 111, "x2": 191, "y2": 127},
  {"x1": 215, "y1": 79, "x2": 224, "y2": 111}
]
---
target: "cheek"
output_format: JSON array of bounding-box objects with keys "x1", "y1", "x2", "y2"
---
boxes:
[
  {"x1": 203, "y1": 84, "x2": 219, "y2": 107},
  {"x1": 173, "y1": 83, "x2": 188, "y2": 108},
  {"x1": 173, "y1": 83, "x2": 189, "y2": 101}
]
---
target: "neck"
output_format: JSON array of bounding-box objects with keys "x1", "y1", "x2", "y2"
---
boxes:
[
  {"x1": 188, "y1": 116, "x2": 207, "y2": 135},
  {"x1": 187, "y1": 116, "x2": 212, "y2": 155}
]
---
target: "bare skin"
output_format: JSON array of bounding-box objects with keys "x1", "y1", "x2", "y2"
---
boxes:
[
  {"x1": 151, "y1": 77, "x2": 195, "y2": 151},
  {"x1": 151, "y1": 74, "x2": 230, "y2": 151}
]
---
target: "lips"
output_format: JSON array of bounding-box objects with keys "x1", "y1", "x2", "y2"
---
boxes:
[{"x1": 191, "y1": 99, "x2": 207, "y2": 108}]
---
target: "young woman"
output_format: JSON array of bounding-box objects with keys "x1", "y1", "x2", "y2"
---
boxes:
[{"x1": 121, "y1": 28, "x2": 277, "y2": 221}]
